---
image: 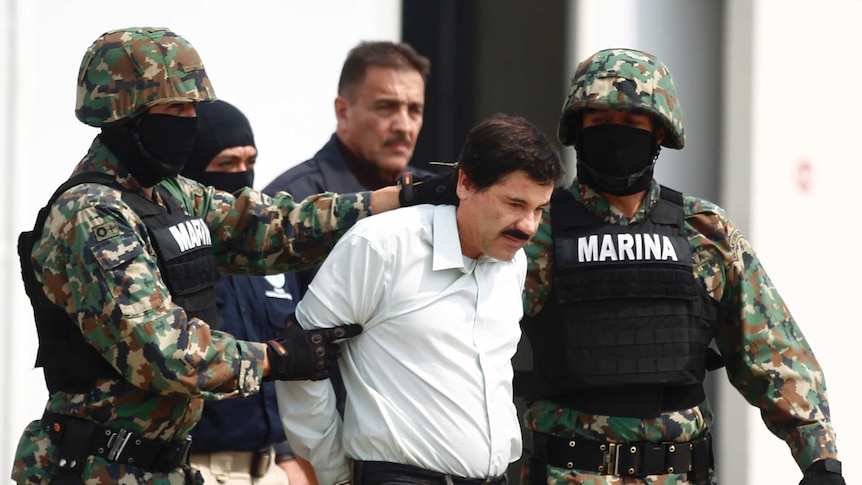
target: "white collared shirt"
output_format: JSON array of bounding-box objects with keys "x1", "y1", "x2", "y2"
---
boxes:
[{"x1": 276, "y1": 204, "x2": 525, "y2": 485}]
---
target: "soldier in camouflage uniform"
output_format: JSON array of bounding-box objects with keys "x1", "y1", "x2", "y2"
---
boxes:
[
  {"x1": 518, "y1": 48, "x2": 844, "y2": 485},
  {"x1": 9, "y1": 27, "x2": 422, "y2": 484}
]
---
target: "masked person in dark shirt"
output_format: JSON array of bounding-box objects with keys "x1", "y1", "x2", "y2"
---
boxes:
[{"x1": 183, "y1": 99, "x2": 318, "y2": 485}]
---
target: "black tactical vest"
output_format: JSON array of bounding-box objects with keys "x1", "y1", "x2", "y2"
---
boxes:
[
  {"x1": 19, "y1": 173, "x2": 220, "y2": 393},
  {"x1": 520, "y1": 186, "x2": 721, "y2": 418}
]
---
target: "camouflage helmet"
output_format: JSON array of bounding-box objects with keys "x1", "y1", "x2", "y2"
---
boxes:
[
  {"x1": 558, "y1": 48, "x2": 684, "y2": 149},
  {"x1": 75, "y1": 27, "x2": 216, "y2": 127}
]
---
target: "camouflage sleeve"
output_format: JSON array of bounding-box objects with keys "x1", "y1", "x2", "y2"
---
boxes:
[
  {"x1": 165, "y1": 178, "x2": 372, "y2": 275},
  {"x1": 687, "y1": 199, "x2": 837, "y2": 471},
  {"x1": 523, "y1": 209, "x2": 554, "y2": 316},
  {"x1": 35, "y1": 184, "x2": 266, "y2": 400}
]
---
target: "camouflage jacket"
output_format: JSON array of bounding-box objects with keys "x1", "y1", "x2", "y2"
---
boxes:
[
  {"x1": 12, "y1": 137, "x2": 372, "y2": 484},
  {"x1": 521, "y1": 181, "x2": 837, "y2": 478}
]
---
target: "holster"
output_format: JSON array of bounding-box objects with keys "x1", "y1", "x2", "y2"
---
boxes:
[
  {"x1": 250, "y1": 447, "x2": 272, "y2": 478},
  {"x1": 523, "y1": 432, "x2": 549, "y2": 485},
  {"x1": 51, "y1": 415, "x2": 95, "y2": 485}
]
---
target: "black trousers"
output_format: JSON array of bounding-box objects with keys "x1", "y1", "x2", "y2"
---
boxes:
[{"x1": 351, "y1": 461, "x2": 508, "y2": 485}]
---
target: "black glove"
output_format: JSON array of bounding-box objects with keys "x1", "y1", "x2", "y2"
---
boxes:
[
  {"x1": 398, "y1": 168, "x2": 459, "y2": 206},
  {"x1": 800, "y1": 459, "x2": 845, "y2": 485},
  {"x1": 265, "y1": 317, "x2": 362, "y2": 381}
]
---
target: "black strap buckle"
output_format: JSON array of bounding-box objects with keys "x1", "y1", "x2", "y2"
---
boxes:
[
  {"x1": 153, "y1": 434, "x2": 192, "y2": 472},
  {"x1": 605, "y1": 442, "x2": 618, "y2": 474},
  {"x1": 397, "y1": 172, "x2": 416, "y2": 205},
  {"x1": 106, "y1": 428, "x2": 132, "y2": 461}
]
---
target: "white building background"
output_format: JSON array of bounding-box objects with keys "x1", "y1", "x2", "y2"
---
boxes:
[{"x1": 0, "y1": 1, "x2": 858, "y2": 483}]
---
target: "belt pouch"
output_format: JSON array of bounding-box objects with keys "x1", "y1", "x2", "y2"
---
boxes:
[
  {"x1": 52, "y1": 416, "x2": 95, "y2": 485},
  {"x1": 250, "y1": 448, "x2": 271, "y2": 478}
]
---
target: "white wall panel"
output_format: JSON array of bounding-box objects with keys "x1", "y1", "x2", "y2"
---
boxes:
[{"x1": 746, "y1": 0, "x2": 859, "y2": 483}]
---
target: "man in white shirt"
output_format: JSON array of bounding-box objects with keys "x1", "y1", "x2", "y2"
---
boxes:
[{"x1": 276, "y1": 113, "x2": 564, "y2": 485}]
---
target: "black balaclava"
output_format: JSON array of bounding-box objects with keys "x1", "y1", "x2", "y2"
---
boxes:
[
  {"x1": 182, "y1": 99, "x2": 256, "y2": 194},
  {"x1": 575, "y1": 124, "x2": 661, "y2": 196},
  {"x1": 100, "y1": 111, "x2": 198, "y2": 188}
]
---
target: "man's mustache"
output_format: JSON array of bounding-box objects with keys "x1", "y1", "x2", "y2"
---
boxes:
[
  {"x1": 384, "y1": 134, "x2": 412, "y2": 146},
  {"x1": 501, "y1": 229, "x2": 530, "y2": 241}
]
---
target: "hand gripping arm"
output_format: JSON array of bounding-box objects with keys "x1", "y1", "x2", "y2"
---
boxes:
[{"x1": 265, "y1": 315, "x2": 362, "y2": 381}]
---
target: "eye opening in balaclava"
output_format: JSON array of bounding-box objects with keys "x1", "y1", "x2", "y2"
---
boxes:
[{"x1": 181, "y1": 99, "x2": 256, "y2": 195}]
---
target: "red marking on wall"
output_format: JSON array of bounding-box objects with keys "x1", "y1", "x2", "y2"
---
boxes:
[{"x1": 796, "y1": 159, "x2": 812, "y2": 193}]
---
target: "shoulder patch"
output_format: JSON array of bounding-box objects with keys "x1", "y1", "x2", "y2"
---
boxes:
[{"x1": 92, "y1": 221, "x2": 120, "y2": 241}]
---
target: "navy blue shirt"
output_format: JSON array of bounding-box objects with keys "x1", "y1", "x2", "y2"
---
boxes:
[{"x1": 190, "y1": 273, "x2": 301, "y2": 453}]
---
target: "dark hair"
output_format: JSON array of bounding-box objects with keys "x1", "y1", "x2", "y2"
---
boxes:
[
  {"x1": 457, "y1": 113, "x2": 562, "y2": 190},
  {"x1": 337, "y1": 41, "x2": 431, "y2": 99}
]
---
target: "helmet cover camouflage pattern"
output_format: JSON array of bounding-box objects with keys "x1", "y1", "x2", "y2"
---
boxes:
[
  {"x1": 75, "y1": 27, "x2": 216, "y2": 127},
  {"x1": 558, "y1": 48, "x2": 684, "y2": 149}
]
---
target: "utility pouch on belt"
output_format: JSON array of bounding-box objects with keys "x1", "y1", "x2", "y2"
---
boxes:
[
  {"x1": 250, "y1": 447, "x2": 271, "y2": 478},
  {"x1": 52, "y1": 415, "x2": 96, "y2": 485}
]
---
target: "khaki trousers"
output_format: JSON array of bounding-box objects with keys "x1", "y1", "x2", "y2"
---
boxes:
[{"x1": 191, "y1": 449, "x2": 289, "y2": 485}]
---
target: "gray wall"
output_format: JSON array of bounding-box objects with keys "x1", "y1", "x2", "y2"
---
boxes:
[{"x1": 473, "y1": 1, "x2": 568, "y2": 160}]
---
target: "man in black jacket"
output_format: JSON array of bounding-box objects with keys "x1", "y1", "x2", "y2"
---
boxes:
[
  {"x1": 264, "y1": 40, "x2": 432, "y2": 208},
  {"x1": 263, "y1": 40, "x2": 435, "y2": 417}
]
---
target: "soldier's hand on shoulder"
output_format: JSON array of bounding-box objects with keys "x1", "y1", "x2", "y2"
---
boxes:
[
  {"x1": 398, "y1": 167, "x2": 459, "y2": 207},
  {"x1": 265, "y1": 314, "x2": 362, "y2": 381}
]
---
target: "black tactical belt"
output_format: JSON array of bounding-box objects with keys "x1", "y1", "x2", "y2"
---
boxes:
[
  {"x1": 42, "y1": 411, "x2": 192, "y2": 474},
  {"x1": 352, "y1": 460, "x2": 507, "y2": 485},
  {"x1": 536, "y1": 431, "x2": 712, "y2": 478}
]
